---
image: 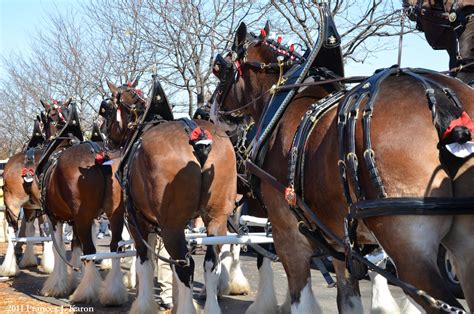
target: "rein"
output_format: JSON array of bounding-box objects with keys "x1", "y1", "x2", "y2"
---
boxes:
[{"x1": 217, "y1": 75, "x2": 369, "y2": 117}]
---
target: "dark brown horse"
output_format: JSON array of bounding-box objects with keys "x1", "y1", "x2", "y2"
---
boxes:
[
  {"x1": 404, "y1": 0, "x2": 474, "y2": 85},
  {"x1": 1, "y1": 117, "x2": 46, "y2": 276},
  {"x1": 212, "y1": 20, "x2": 474, "y2": 313},
  {"x1": 1, "y1": 100, "x2": 72, "y2": 276},
  {"x1": 105, "y1": 80, "x2": 237, "y2": 313},
  {"x1": 38, "y1": 101, "x2": 128, "y2": 306}
]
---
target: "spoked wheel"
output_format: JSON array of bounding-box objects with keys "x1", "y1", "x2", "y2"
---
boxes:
[{"x1": 437, "y1": 244, "x2": 464, "y2": 299}]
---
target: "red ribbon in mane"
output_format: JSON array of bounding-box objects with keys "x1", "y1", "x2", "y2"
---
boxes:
[{"x1": 442, "y1": 111, "x2": 474, "y2": 139}]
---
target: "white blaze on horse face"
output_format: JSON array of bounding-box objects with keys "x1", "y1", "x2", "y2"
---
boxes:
[{"x1": 290, "y1": 280, "x2": 322, "y2": 314}]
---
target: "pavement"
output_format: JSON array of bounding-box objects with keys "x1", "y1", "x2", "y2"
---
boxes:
[{"x1": 0, "y1": 234, "x2": 469, "y2": 313}]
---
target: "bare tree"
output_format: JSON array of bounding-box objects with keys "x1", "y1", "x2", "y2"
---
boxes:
[
  {"x1": 0, "y1": 0, "x2": 408, "y2": 156},
  {"x1": 268, "y1": 0, "x2": 404, "y2": 63}
]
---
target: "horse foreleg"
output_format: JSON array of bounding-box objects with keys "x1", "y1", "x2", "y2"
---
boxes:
[
  {"x1": 100, "y1": 214, "x2": 128, "y2": 306},
  {"x1": 273, "y1": 223, "x2": 321, "y2": 313},
  {"x1": 227, "y1": 244, "x2": 250, "y2": 295},
  {"x1": 19, "y1": 220, "x2": 38, "y2": 268},
  {"x1": 68, "y1": 229, "x2": 82, "y2": 290},
  {"x1": 368, "y1": 259, "x2": 401, "y2": 314},
  {"x1": 332, "y1": 259, "x2": 363, "y2": 314},
  {"x1": 41, "y1": 223, "x2": 72, "y2": 297},
  {"x1": 0, "y1": 227, "x2": 19, "y2": 277},
  {"x1": 246, "y1": 255, "x2": 278, "y2": 314},
  {"x1": 69, "y1": 222, "x2": 102, "y2": 304}
]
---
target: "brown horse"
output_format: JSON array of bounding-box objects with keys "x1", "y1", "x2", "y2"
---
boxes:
[
  {"x1": 105, "y1": 80, "x2": 237, "y2": 313},
  {"x1": 38, "y1": 101, "x2": 128, "y2": 306},
  {"x1": 212, "y1": 21, "x2": 474, "y2": 313},
  {"x1": 1, "y1": 100, "x2": 72, "y2": 276}
]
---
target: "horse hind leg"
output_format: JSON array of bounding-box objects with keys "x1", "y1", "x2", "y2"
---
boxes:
[
  {"x1": 19, "y1": 220, "x2": 38, "y2": 268},
  {"x1": 69, "y1": 222, "x2": 102, "y2": 304},
  {"x1": 41, "y1": 223, "x2": 72, "y2": 297},
  {"x1": 443, "y1": 215, "x2": 474, "y2": 311},
  {"x1": 0, "y1": 226, "x2": 19, "y2": 277},
  {"x1": 226, "y1": 244, "x2": 250, "y2": 295},
  {"x1": 246, "y1": 255, "x2": 278, "y2": 314},
  {"x1": 370, "y1": 216, "x2": 463, "y2": 312},
  {"x1": 129, "y1": 228, "x2": 158, "y2": 314},
  {"x1": 163, "y1": 228, "x2": 196, "y2": 314}
]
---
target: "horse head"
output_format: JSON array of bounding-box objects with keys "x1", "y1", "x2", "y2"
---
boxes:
[
  {"x1": 403, "y1": 0, "x2": 474, "y2": 84},
  {"x1": 102, "y1": 78, "x2": 146, "y2": 148},
  {"x1": 40, "y1": 98, "x2": 72, "y2": 140},
  {"x1": 211, "y1": 22, "x2": 301, "y2": 131}
]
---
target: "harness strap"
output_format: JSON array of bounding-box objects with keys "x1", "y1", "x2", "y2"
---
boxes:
[{"x1": 352, "y1": 197, "x2": 474, "y2": 218}]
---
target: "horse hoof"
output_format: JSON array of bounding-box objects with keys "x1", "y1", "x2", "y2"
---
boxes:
[
  {"x1": 129, "y1": 298, "x2": 159, "y2": 314},
  {"x1": 69, "y1": 262, "x2": 101, "y2": 304},
  {"x1": 19, "y1": 255, "x2": 38, "y2": 268},
  {"x1": 100, "y1": 259, "x2": 128, "y2": 306}
]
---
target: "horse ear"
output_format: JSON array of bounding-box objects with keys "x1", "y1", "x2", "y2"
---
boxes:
[
  {"x1": 62, "y1": 97, "x2": 72, "y2": 108},
  {"x1": 131, "y1": 76, "x2": 140, "y2": 88},
  {"x1": 234, "y1": 22, "x2": 247, "y2": 48},
  {"x1": 107, "y1": 80, "x2": 118, "y2": 95},
  {"x1": 264, "y1": 21, "x2": 270, "y2": 37},
  {"x1": 40, "y1": 100, "x2": 50, "y2": 110}
]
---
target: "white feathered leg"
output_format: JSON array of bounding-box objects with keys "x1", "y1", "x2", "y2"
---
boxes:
[
  {"x1": 369, "y1": 259, "x2": 401, "y2": 314},
  {"x1": 70, "y1": 261, "x2": 102, "y2": 303},
  {"x1": 217, "y1": 244, "x2": 231, "y2": 296},
  {"x1": 246, "y1": 257, "x2": 277, "y2": 314},
  {"x1": 68, "y1": 245, "x2": 83, "y2": 290},
  {"x1": 41, "y1": 223, "x2": 71, "y2": 297},
  {"x1": 40, "y1": 240, "x2": 54, "y2": 273},
  {"x1": 130, "y1": 259, "x2": 158, "y2": 314},
  {"x1": 0, "y1": 227, "x2": 19, "y2": 277},
  {"x1": 227, "y1": 244, "x2": 250, "y2": 295},
  {"x1": 124, "y1": 254, "x2": 137, "y2": 289},
  {"x1": 19, "y1": 221, "x2": 38, "y2": 268},
  {"x1": 100, "y1": 258, "x2": 128, "y2": 306},
  {"x1": 174, "y1": 265, "x2": 197, "y2": 314},
  {"x1": 204, "y1": 257, "x2": 221, "y2": 314}
]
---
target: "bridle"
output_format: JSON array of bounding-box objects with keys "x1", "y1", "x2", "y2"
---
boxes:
[
  {"x1": 213, "y1": 33, "x2": 301, "y2": 121},
  {"x1": 102, "y1": 84, "x2": 146, "y2": 150},
  {"x1": 405, "y1": 0, "x2": 474, "y2": 71},
  {"x1": 44, "y1": 102, "x2": 69, "y2": 139}
]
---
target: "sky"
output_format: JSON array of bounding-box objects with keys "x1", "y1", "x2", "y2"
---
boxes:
[{"x1": 0, "y1": 0, "x2": 449, "y2": 79}]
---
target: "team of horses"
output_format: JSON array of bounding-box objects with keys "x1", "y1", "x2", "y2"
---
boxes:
[{"x1": 1, "y1": 1, "x2": 473, "y2": 313}]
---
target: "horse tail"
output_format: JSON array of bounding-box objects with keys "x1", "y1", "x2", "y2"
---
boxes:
[
  {"x1": 410, "y1": 71, "x2": 473, "y2": 145},
  {"x1": 178, "y1": 118, "x2": 214, "y2": 167}
]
